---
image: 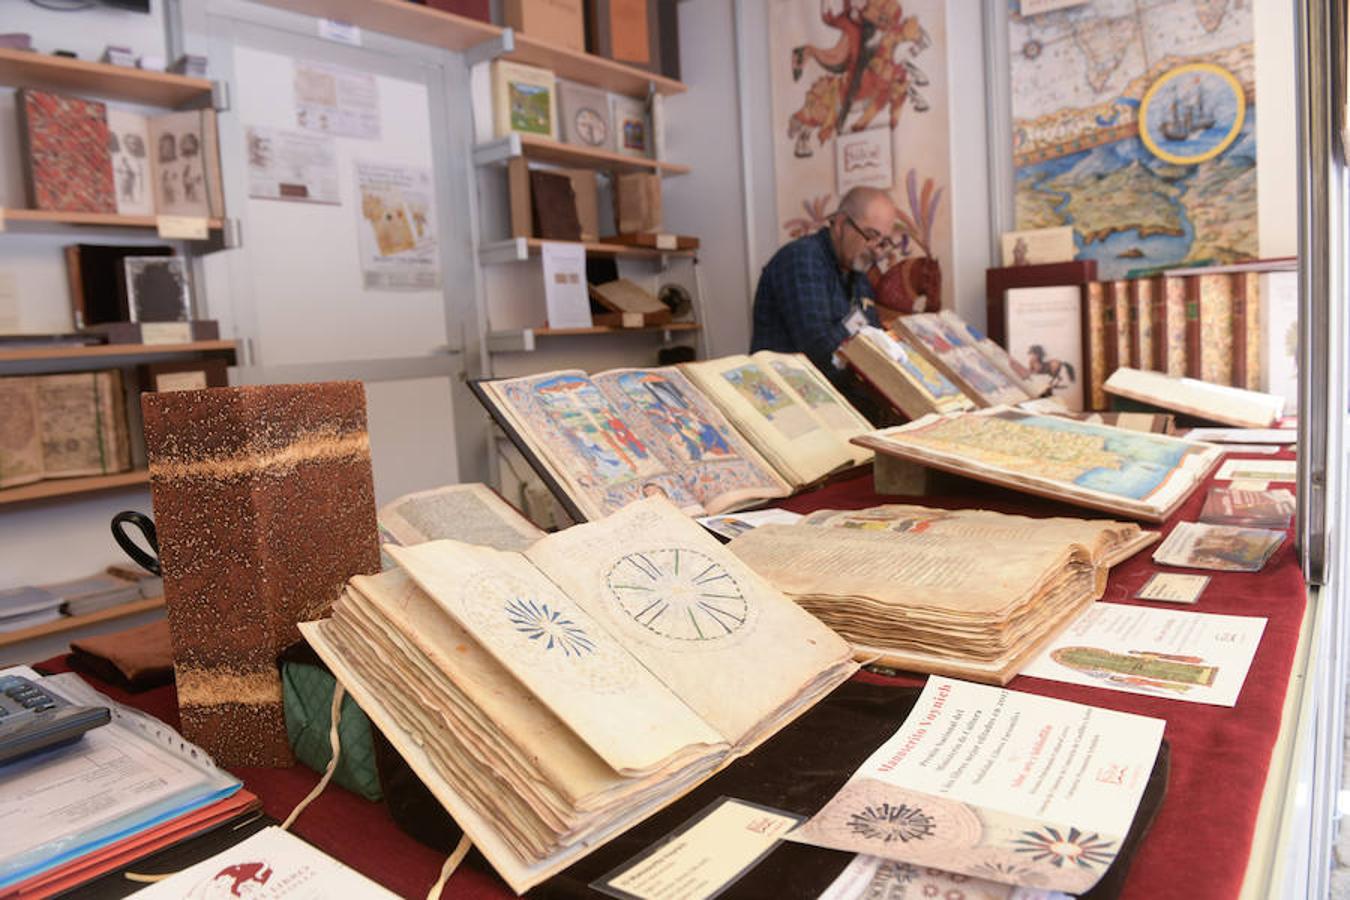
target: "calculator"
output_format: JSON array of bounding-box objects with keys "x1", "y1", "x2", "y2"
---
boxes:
[{"x1": 0, "y1": 675, "x2": 110, "y2": 765}]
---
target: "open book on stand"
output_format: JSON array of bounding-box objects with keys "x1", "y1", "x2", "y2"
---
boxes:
[
  {"x1": 299, "y1": 497, "x2": 857, "y2": 892},
  {"x1": 838, "y1": 326, "x2": 976, "y2": 420},
  {"x1": 1104, "y1": 367, "x2": 1285, "y2": 429},
  {"x1": 471, "y1": 352, "x2": 872, "y2": 522},
  {"x1": 854, "y1": 407, "x2": 1223, "y2": 522}
]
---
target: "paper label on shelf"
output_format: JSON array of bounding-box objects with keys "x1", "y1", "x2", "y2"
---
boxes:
[
  {"x1": 140, "y1": 322, "x2": 193, "y2": 345},
  {"x1": 621, "y1": 312, "x2": 644, "y2": 329},
  {"x1": 655, "y1": 233, "x2": 678, "y2": 250},
  {"x1": 318, "y1": 18, "x2": 363, "y2": 46},
  {"x1": 156, "y1": 216, "x2": 209, "y2": 240}
]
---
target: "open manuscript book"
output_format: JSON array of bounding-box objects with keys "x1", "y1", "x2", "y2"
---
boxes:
[
  {"x1": 300, "y1": 498, "x2": 857, "y2": 892},
  {"x1": 730, "y1": 505, "x2": 1156, "y2": 683},
  {"x1": 473, "y1": 352, "x2": 871, "y2": 522}
]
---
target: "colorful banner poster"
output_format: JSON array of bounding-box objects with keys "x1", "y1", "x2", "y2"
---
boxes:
[
  {"x1": 767, "y1": 0, "x2": 953, "y2": 305},
  {"x1": 1009, "y1": 1, "x2": 1256, "y2": 278}
]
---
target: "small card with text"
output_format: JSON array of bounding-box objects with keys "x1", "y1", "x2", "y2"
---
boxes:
[{"x1": 1135, "y1": 572, "x2": 1210, "y2": 605}]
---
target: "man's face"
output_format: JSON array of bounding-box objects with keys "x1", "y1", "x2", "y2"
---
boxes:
[{"x1": 837, "y1": 196, "x2": 899, "y2": 272}]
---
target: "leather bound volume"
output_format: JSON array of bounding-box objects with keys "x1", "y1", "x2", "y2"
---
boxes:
[
  {"x1": 612, "y1": 171, "x2": 662, "y2": 234},
  {"x1": 142, "y1": 382, "x2": 380, "y2": 767},
  {"x1": 422, "y1": 0, "x2": 491, "y2": 21},
  {"x1": 529, "y1": 170, "x2": 582, "y2": 240},
  {"x1": 1192, "y1": 273, "x2": 1234, "y2": 385},
  {"x1": 560, "y1": 169, "x2": 600, "y2": 242},
  {"x1": 17, "y1": 89, "x2": 116, "y2": 213},
  {"x1": 1232, "y1": 271, "x2": 1262, "y2": 390},
  {"x1": 505, "y1": 0, "x2": 585, "y2": 53},
  {"x1": 1156, "y1": 275, "x2": 1188, "y2": 376},
  {"x1": 1183, "y1": 276, "x2": 1202, "y2": 379},
  {"x1": 65, "y1": 243, "x2": 175, "y2": 329},
  {"x1": 587, "y1": 0, "x2": 653, "y2": 68}
]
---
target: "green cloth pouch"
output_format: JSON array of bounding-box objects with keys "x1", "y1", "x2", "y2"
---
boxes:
[{"x1": 282, "y1": 660, "x2": 383, "y2": 802}]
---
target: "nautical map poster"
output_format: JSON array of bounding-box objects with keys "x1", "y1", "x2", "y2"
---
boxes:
[
  {"x1": 767, "y1": 0, "x2": 953, "y2": 305},
  {"x1": 1009, "y1": 1, "x2": 1256, "y2": 279}
]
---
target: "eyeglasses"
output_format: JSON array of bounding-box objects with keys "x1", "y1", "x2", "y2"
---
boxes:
[{"x1": 842, "y1": 214, "x2": 898, "y2": 251}]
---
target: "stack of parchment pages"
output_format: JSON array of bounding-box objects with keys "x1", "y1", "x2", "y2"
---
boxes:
[
  {"x1": 729, "y1": 505, "x2": 1158, "y2": 684},
  {"x1": 300, "y1": 497, "x2": 857, "y2": 892}
]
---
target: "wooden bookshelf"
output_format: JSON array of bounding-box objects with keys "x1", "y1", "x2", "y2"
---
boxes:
[
  {"x1": 479, "y1": 237, "x2": 696, "y2": 264},
  {"x1": 533, "y1": 323, "x2": 701, "y2": 337},
  {"x1": 0, "y1": 339, "x2": 237, "y2": 365},
  {"x1": 254, "y1": 0, "x2": 685, "y2": 97},
  {"x1": 0, "y1": 596, "x2": 164, "y2": 649},
  {"x1": 0, "y1": 48, "x2": 213, "y2": 107},
  {"x1": 0, "y1": 471, "x2": 150, "y2": 507},
  {"x1": 475, "y1": 133, "x2": 689, "y2": 175},
  {"x1": 2, "y1": 208, "x2": 225, "y2": 232}
]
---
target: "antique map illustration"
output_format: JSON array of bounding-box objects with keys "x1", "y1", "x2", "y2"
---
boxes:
[
  {"x1": 1010, "y1": 0, "x2": 1256, "y2": 278},
  {"x1": 899, "y1": 409, "x2": 1197, "y2": 500}
]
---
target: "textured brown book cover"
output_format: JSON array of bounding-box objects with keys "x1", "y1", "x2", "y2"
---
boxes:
[
  {"x1": 1232, "y1": 272, "x2": 1262, "y2": 390},
  {"x1": 1130, "y1": 278, "x2": 1155, "y2": 371},
  {"x1": 1196, "y1": 273, "x2": 1235, "y2": 385},
  {"x1": 1109, "y1": 280, "x2": 1132, "y2": 372},
  {"x1": 1101, "y1": 283, "x2": 1119, "y2": 381},
  {"x1": 1085, "y1": 282, "x2": 1108, "y2": 409},
  {"x1": 143, "y1": 383, "x2": 380, "y2": 767},
  {"x1": 530, "y1": 170, "x2": 582, "y2": 241},
  {"x1": 505, "y1": 0, "x2": 585, "y2": 52},
  {"x1": 612, "y1": 172, "x2": 662, "y2": 234},
  {"x1": 1157, "y1": 276, "x2": 1188, "y2": 376},
  {"x1": 18, "y1": 89, "x2": 116, "y2": 213},
  {"x1": 1184, "y1": 277, "x2": 1202, "y2": 379}
]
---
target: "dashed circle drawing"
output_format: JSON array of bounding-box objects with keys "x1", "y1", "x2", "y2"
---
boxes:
[{"x1": 605, "y1": 549, "x2": 749, "y2": 641}]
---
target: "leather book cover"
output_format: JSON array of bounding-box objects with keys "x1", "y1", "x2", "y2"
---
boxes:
[
  {"x1": 1183, "y1": 276, "x2": 1202, "y2": 379},
  {"x1": 1196, "y1": 273, "x2": 1234, "y2": 385},
  {"x1": 1158, "y1": 275, "x2": 1188, "y2": 376},
  {"x1": 67, "y1": 243, "x2": 175, "y2": 328},
  {"x1": 505, "y1": 0, "x2": 585, "y2": 53},
  {"x1": 529, "y1": 169, "x2": 582, "y2": 240},
  {"x1": 1085, "y1": 282, "x2": 1108, "y2": 409},
  {"x1": 1232, "y1": 271, "x2": 1262, "y2": 390},
  {"x1": 612, "y1": 171, "x2": 662, "y2": 234},
  {"x1": 143, "y1": 382, "x2": 380, "y2": 767},
  {"x1": 561, "y1": 169, "x2": 600, "y2": 242},
  {"x1": 589, "y1": 0, "x2": 652, "y2": 66},
  {"x1": 1101, "y1": 283, "x2": 1119, "y2": 380},
  {"x1": 423, "y1": 0, "x2": 491, "y2": 21},
  {"x1": 18, "y1": 89, "x2": 116, "y2": 213}
]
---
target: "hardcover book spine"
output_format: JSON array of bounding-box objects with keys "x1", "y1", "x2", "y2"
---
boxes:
[
  {"x1": 1101, "y1": 283, "x2": 1119, "y2": 383},
  {"x1": 1184, "y1": 277, "x2": 1201, "y2": 379},
  {"x1": 1125, "y1": 282, "x2": 1141, "y2": 369},
  {"x1": 1085, "y1": 282, "x2": 1107, "y2": 410},
  {"x1": 1235, "y1": 271, "x2": 1262, "y2": 390},
  {"x1": 143, "y1": 383, "x2": 381, "y2": 767},
  {"x1": 1197, "y1": 273, "x2": 1235, "y2": 385},
  {"x1": 1162, "y1": 276, "x2": 1188, "y2": 376}
]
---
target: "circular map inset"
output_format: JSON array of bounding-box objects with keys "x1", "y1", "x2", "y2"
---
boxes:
[{"x1": 1139, "y1": 62, "x2": 1246, "y2": 166}]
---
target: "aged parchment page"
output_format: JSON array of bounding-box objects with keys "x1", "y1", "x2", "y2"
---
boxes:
[
  {"x1": 525, "y1": 497, "x2": 856, "y2": 745},
  {"x1": 0, "y1": 376, "x2": 43, "y2": 487},
  {"x1": 378, "y1": 482, "x2": 544, "y2": 549},
  {"x1": 680, "y1": 356, "x2": 857, "y2": 486},
  {"x1": 751, "y1": 350, "x2": 874, "y2": 467},
  {"x1": 387, "y1": 540, "x2": 726, "y2": 776}
]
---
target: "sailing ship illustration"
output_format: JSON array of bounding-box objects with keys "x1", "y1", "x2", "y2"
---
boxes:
[{"x1": 1160, "y1": 79, "x2": 1217, "y2": 142}]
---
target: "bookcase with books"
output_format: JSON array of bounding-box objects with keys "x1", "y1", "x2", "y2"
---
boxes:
[{"x1": 0, "y1": 48, "x2": 240, "y2": 651}]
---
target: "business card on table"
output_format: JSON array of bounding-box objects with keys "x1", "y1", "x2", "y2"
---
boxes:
[
  {"x1": 1215, "y1": 458, "x2": 1297, "y2": 482},
  {"x1": 1135, "y1": 572, "x2": 1210, "y2": 604},
  {"x1": 593, "y1": 798, "x2": 802, "y2": 900}
]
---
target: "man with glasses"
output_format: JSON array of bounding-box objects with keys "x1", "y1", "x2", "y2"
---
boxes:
[{"x1": 751, "y1": 186, "x2": 898, "y2": 419}]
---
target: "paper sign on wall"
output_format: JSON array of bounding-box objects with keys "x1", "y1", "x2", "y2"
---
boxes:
[
  {"x1": 247, "y1": 125, "x2": 340, "y2": 204},
  {"x1": 834, "y1": 128, "x2": 893, "y2": 196},
  {"x1": 294, "y1": 59, "x2": 380, "y2": 140},
  {"x1": 355, "y1": 161, "x2": 441, "y2": 290}
]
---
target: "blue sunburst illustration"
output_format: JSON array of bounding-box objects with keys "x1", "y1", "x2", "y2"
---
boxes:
[
  {"x1": 1011, "y1": 826, "x2": 1116, "y2": 869},
  {"x1": 846, "y1": 803, "x2": 936, "y2": 844},
  {"x1": 505, "y1": 597, "x2": 596, "y2": 657}
]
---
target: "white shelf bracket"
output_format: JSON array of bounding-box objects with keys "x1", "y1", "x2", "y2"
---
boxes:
[
  {"x1": 210, "y1": 80, "x2": 230, "y2": 112},
  {"x1": 478, "y1": 237, "x2": 529, "y2": 265},
  {"x1": 486, "y1": 328, "x2": 537, "y2": 353},
  {"x1": 466, "y1": 28, "x2": 515, "y2": 68},
  {"x1": 472, "y1": 133, "x2": 523, "y2": 167}
]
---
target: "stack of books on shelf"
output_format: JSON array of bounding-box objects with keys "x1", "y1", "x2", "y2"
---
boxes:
[
  {"x1": 15, "y1": 88, "x2": 225, "y2": 220},
  {"x1": 728, "y1": 505, "x2": 1157, "y2": 683},
  {"x1": 472, "y1": 351, "x2": 873, "y2": 521}
]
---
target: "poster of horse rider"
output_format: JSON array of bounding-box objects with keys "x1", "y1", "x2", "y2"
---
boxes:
[
  {"x1": 1003, "y1": 284, "x2": 1084, "y2": 410},
  {"x1": 768, "y1": 0, "x2": 952, "y2": 313}
]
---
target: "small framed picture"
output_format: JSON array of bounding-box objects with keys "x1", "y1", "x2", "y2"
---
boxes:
[
  {"x1": 139, "y1": 359, "x2": 228, "y2": 393},
  {"x1": 123, "y1": 256, "x2": 191, "y2": 322}
]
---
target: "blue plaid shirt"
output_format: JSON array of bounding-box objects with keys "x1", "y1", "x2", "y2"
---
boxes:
[{"x1": 750, "y1": 228, "x2": 878, "y2": 385}]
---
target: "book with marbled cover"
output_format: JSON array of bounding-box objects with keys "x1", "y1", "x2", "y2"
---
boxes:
[{"x1": 17, "y1": 89, "x2": 116, "y2": 213}]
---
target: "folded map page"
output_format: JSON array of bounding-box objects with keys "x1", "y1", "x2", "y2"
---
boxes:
[
  {"x1": 855, "y1": 407, "x2": 1224, "y2": 522},
  {"x1": 1020, "y1": 603, "x2": 1266, "y2": 706},
  {"x1": 789, "y1": 677, "x2": 1164, "y2": 895}
]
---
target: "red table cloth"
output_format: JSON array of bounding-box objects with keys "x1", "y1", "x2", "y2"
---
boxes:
[{"x1": 36, "y1": 448, "x2": 1305, "y2": 900}]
